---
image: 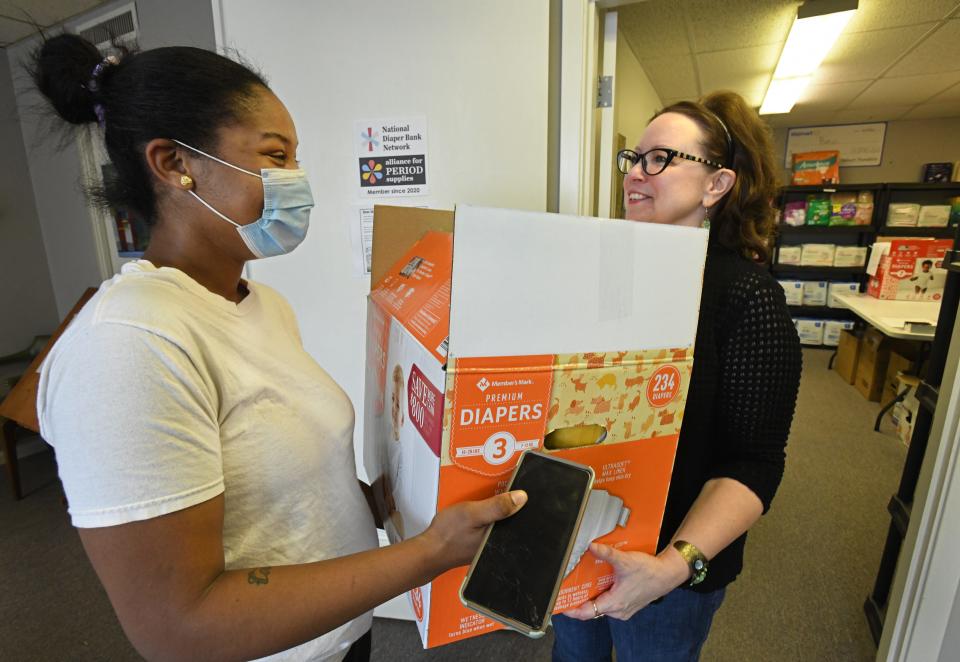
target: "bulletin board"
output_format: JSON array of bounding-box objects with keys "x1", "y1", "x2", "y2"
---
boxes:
[{"x1": 784, "y1": 122, "x2": 887, "y2": 168}]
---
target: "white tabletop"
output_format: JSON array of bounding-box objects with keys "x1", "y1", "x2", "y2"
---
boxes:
[{"x1": 832, "y1": 292, "x2": 940, "y2": 340}]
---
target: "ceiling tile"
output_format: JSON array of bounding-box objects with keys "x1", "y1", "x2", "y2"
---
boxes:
[
  {"x1": 847, "y1": 72, "x2": 960, "y2": 109},
  {"x1": 763, "y1": 109, "x2": 842, "y2": 129},
  {"x1": 640, "y1": 54, "x2": 700, "y2": 100},
  {"x1": 832, "y1": 105, "x2": 915, "y2": 123},
  {"x1": 886, "y1": 19, "x2": 960, "y2": 76},
  {"x1": 685, "y1": 0, "x2": 796, "y2": 52},
  {"x1": 795, "y1": 80, "x2": 873, "y2": 111},
  {"x1": 0, "y1": 0, "x2": 104, "y2": 27},
  {"x1": 739, "y1": 85, "x2": 767, "y2": 108},
  {"x1": 816, "y1": 24, "x2": 934, "y2": 83},
  {"x1": 697, "y1": 43, "x2": 780, "y2": 104},
  {"x1": 927, "y1": 82, "x2": 960, "y2": 102},
  {"x1": 900, "y1": 99, "x2": 960, "y2": 120},
  {"x1": 616, "y1": 1, "x2": 960, "y2": 121},
  {"x1": 845, "y1": 0, "x2": 959, "y2": 33},
  {"x1": 0, "y1": 15, "x2": 31, "y2": 42},
  {"x1": 618, "y1": 2, "x2": 691, "y2": 59}
]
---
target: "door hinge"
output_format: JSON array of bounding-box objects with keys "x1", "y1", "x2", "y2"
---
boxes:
[{"x1": 597, "y1": 75, "x2": 613, "y2": 108}]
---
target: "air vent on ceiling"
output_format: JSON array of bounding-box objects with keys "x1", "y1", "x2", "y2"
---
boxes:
[{"x1": 75, "y1": 6, "x2": 138, "y2": 50}]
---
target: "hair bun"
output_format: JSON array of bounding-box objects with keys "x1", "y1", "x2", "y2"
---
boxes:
[{"x1": 32, "y1": 33, "x2": 105, "y2": 125}]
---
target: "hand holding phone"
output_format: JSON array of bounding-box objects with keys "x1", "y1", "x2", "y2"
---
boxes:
[
  {"x1": 459, "y1": 450, "x2": 595, "y2": 637},
  {"x1": 419, "y1": 490, "x2": 529, "y2": 570}
]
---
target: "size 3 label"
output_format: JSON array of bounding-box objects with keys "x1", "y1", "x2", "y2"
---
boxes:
[{"x1": 449, "y1": 355, "x2": 554, "y2": 476}]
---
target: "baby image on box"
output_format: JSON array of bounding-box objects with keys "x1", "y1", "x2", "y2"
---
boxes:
[
  {"x1": 900, "y1": 258, "x2": 945, "y2": 300},
  {"x1": 379, "y1": 363, "x2": 406, "y2": 541}
]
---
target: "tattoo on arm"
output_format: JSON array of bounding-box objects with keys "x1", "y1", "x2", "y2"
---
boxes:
[{"x1": 247, "y1": 567, "x2": 272, "y2": 586}]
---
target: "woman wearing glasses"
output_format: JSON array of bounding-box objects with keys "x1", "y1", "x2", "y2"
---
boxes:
[{"x1": 553, "y1": 91, "x2": 802, "y2": 661}]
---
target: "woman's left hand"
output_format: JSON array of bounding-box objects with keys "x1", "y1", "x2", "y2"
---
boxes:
[{"x1": 563, "y1": 542, "x2": 689, "y2": 621}]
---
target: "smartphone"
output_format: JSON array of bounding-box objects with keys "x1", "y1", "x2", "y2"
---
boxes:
[{"x1": 459, "y1": 450, "x2": 595, "y2": 637}]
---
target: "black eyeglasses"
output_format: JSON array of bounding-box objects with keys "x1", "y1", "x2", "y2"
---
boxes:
[{"x1": 617, "y1": 148, "x2": 726, "y2": 176}]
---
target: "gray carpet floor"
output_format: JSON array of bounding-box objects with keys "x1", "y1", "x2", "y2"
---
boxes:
[{"x1": 0, "y1": 348, "x2": 900, "y2": 661}]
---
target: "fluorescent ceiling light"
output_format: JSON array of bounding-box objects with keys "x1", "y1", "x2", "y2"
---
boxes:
[
  {"x1": 759, "y1": 77, "x2": 813, "y2": 115},
  {"x1": 760, "y1": 0, "x2": 858, "y2": 115}
]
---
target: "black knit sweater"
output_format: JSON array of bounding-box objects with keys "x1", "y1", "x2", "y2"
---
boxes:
[{"x1": 659, "y1": 241, "x2": 803, "y2": 592}]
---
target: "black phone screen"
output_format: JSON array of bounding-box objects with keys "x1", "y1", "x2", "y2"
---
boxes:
[{"x1": 461, "y1": 452, "x2": 592, "y2": 630}]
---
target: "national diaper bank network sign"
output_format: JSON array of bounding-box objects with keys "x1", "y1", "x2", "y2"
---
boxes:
[{"x1": 355, "y1": 116, "x2": 429, "y2": 198}]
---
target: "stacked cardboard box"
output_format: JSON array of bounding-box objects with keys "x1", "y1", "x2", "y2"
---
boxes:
[
  {"x1": 881, "y1": 351, "x2": 917, "y2": 407},
  {"x1": 834, "y1": 329, "x2": 861, "y2": 384},
  {"x1": 854, "y1": 328, "x2": 918, "y2": 401},
  {"x1": 891, "y1": 374, "x2": 921, "y2": 445}
]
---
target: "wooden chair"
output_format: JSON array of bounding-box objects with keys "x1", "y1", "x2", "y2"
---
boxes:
[{"x1": 0, "y1": 288, "x2": 96, "y2": 499}]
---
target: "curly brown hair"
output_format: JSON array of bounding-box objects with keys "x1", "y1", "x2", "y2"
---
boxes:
[{"x1": 655, "y1": 91, "x2": 779, "y2": 263}]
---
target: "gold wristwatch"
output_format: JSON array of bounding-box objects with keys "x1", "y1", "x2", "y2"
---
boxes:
[{"x1": 673, "y1": 540, "x2": 708, "y2": 586}]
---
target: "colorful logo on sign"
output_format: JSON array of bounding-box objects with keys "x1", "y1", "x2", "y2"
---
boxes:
[
  {"x1": 360, "y1": 127, "x2": 380, "y2": 152},
  {"x1": 361, "y1": 159, "x2": 383, "y2": 184}
]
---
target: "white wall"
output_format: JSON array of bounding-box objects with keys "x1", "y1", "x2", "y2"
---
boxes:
[
  {"x1": 614, "y1": 26, "x2": 661, "y2": 156},
  {"x1": 136, "y1": 0, "x2": 216, "y2": 51},
  {"x1": 217, "y1": 0, "x2": 551, "y2": 474},
  {"x1": 6, "y1": 0, "x2": 217, "y2": 320},
  {"x1": 770, "y1": 117, "x2": 960, "y2": 186},
  {"x1": 938, "y1": 581, "x2": 960, "y2": 662},
  {"x1": 0, "y1": 54, "x2": 58, "y2": 355}
]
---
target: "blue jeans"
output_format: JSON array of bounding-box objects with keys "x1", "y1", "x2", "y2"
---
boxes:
[{"x1": 551, "y1": 588, "x2": 726, "y2": 662}]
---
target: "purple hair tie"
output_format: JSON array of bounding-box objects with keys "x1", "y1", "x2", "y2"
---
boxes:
[{"x1": 86, "y1": 55, "x2": 119, "y2": 127}]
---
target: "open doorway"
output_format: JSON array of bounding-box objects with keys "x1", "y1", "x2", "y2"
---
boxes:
[{"x1": 565, "y1": 2, "x2": 960, "y2": 661}]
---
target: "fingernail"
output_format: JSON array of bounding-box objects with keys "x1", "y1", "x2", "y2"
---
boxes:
[{"x1": 510, "y1": 490, "x2": 528, "y2": 506}]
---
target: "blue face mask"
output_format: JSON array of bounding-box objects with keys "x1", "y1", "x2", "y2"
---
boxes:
[{"x1": 172, "y1": 139, "x2": 314, "y2": 259}]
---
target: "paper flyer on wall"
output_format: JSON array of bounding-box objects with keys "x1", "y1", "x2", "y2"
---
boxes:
[
  {"x1": 348, "y1": 206, "x2": 375, "y2": 277},
  {"x1": 348, "y1": 203, "x2": 432, "y2": 278},
  {"x1": 355, "y1": 116, "x2": 429, "y2": 198}
]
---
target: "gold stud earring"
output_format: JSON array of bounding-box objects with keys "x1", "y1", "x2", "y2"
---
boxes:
[{"x1": 180, "y1": 174, "x2": 193, "y2": 188}]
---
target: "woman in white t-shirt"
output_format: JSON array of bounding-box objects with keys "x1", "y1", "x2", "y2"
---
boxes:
[{"x1": 32, "y1": 35, "x2": 526, "y2": 662}]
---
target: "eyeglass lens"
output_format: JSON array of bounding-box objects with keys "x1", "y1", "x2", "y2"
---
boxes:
[{"x1": 617, "y1": 149, "x2": 673, "y2": 176}]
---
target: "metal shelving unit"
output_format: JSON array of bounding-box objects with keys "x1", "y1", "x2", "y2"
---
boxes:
[
  {"x1": 778, "y1": 226, "x2": 876, "y2": 238},
  {"x1": 772, "y1": 183, "x2": 960, "y2": 333},
  {"x1": 773, "y1": 266, "x2": 867, "y2": 278}
]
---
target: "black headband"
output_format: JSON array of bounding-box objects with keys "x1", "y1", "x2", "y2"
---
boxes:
[{"x1": 705, "y1": 109, "x2": 734, "y2": 169}]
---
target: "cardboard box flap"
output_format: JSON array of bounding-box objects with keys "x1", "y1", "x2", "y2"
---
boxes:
[
  {"x1": 370, "y1": 231, "x2": 453, "y2": 363},
  {"x1": 371, "y1": 205, "x2": 454, "y2": 286},
  {"x1": 448, "y1": 205, "x2": 708, "y2": 359}
]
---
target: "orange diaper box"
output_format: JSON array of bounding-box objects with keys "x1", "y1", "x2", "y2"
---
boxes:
[
  {"x1": 362, "y1": 204, "x2": 708, "y2": 648},
  {"x1": 867, "y1": 237, "x2": 952, "y2": 301},
  {"x1": 791, "y1": 150, "x2": 840, "y2": 185}
]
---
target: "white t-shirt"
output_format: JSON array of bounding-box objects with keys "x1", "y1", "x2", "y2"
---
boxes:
[{"x1": 37, "y1": 261, "x2": 378, "y2": 661}]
